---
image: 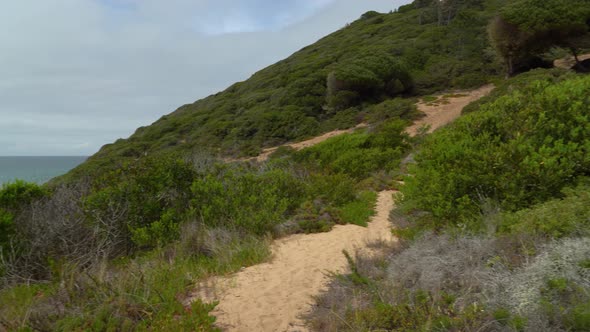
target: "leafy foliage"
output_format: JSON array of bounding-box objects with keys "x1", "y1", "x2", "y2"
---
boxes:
[
  {"x1": 189, "y1": 166, "x2": 304, "y2": 235},
  {"x1": 295, "y1": 120, "x2": 410, "y2": 179},
  {"x1": 499, "y1": 181, "x2": 590, "y2": 238},
  {"x1": 0, "y1": 180, "x2": 47, "y2": 211},
  {"x1": 401, "y1": 74, "x2": 590, "y2": 225},
  {"x1": 0, "y1": 181, "x2": 47, "y2": 257}
]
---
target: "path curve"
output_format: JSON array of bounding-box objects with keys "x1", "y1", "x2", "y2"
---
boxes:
[
  {"x1": 554, "y1": 53, "x2": 590, "y2": 70},
  {"x1": 406, "y1": 84, "x2": 494, "y2": 136},
  {"x1": 187, "y1": 191, "x2": 396, "y2": 332}
]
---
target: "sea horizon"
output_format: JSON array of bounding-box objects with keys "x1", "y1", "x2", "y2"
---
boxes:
[{"x1": 0, "y1": 156, "x2": 88, "y2": 185}]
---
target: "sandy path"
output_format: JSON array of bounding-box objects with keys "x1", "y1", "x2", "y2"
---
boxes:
[
  {"x1": 187, "y1": 191, "x2": 396, "y2": 332},
  {"x1": 406, "y1": 84, "x2": 494, "y2": 136},
  {"x1": 554, "y1": 53, "x2": 590, "y2": 69}
]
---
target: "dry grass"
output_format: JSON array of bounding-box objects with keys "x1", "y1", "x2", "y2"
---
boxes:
[{"x1": 306, "y1": 230, "x2": 590, "y2": 331}]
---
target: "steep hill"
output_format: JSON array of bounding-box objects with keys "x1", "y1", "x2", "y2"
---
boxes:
[{"x1": 65, "y1": 0, "x2": 504, "y2": 180}]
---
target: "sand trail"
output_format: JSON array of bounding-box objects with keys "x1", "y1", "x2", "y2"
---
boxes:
[
  {"x1": 187, "y1": 84, "x2": 495, "y2": 331},
  {"x1": 406, "y1": 84, "x2": 494, "y2": 136},
  {"x1": 188, "y1": 191, "x2": 396, "y2": 332},
  {"x1": 554, "y1": 53, "x2": 590, "y2": 69}
]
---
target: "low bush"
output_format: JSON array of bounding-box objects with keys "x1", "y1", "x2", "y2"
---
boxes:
[
  {"x1": 401, "y1": 75, "x2": 590, "y2": 225},
  {"x1": 364, "y1": 98, "x2": 420, "y2": 125},
  {"x1": 190, "y1": 166, "x2": 305, "y2": 235},
  {"x1": 295, "y1": 119, "x2": 410, "y2": 179},
  {"x1": 339, "y1": 191, "x2": 377, "y2": 226},
  {"x1": 308, "y1": 233, "x2": 590, "y2": 332}
]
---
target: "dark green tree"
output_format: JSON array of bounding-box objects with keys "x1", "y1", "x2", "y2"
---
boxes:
[{"x1": 489, "y1": 0, "x2": 590, "y2": 76}]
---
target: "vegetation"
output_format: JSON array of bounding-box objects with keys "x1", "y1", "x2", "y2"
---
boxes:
[
  {"x1": 311, "y1": 69, "x2": 590, "y2": 332},
  {"x1": 0, "y1": 114, "x2": 410, "y2": 329},
  {"x1": 488, "y1": 0, "x2": 590, "y2": 75},
  {"x1": 3, "y1": 0, "x2": 590, "y2": 330},
  {"x1": 401, "y1": 75, "x2": 590, "y2": 226}
]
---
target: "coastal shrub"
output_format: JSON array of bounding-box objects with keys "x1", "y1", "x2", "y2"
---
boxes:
[
  {"x1": 308, "y1": 232, "x2": 590, "y2": 332},
  {"x1": 339, "y1": 191, "x2": 377, "y2": 226},
  {"x1": 304, "y1": 173, "x2": 356, "y2": 206},
  {"x1": 0, "y1": 224, "x2": 271, "y2": 331},
  {"x1": 190, "y1": 166, "x2": 305, "y2": 235},
  {"x1": 484, "y1": 237, "x2": 590, "y2": 331},
  {"x1": 1, "y1": 182, "x2": 94, "y2": 283},
  {"x1": 499, "y1": 182, "x2": 590, "y2": 238},
  {"x1": 84, "y1": 155, "x2": 197, "y2": 250},
  {"x1": 0, "y1": 180, "x2": 47, "y2": 211},
  {"x1": 307, "y1": 234, "x2": 497, "y2": 331},
  {"x1": 0, "y1": 209, "x2": 14, "y2": 253},
  {"x1": 401, "y1": 75, "x2": 590, "y2": 224},
  {"x1": 327, "y1": 53, "x2": 413, "y2": 111},
  {"x1": 365, "y1": 98, "x2": 420, "y2": 124},
  {"x1": 461, "y1": 68, "x2": 573, "y2": 114},
  {"x1": 296, "y1": 119, "x2": 410, "y2": 179}
]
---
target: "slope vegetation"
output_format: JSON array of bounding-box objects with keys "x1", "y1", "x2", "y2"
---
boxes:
[{"x1": 309, "y1": 70, "x2": 590, "y2": 332}]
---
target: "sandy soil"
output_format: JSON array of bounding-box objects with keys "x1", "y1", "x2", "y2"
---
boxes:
[
  {"x1": 406, "y1": 84, "x2": 495, "y2": 136},
  {"x1": 186, "y1": 190, "x2": 396, "y2": 332},
  {"x1": 553, "y1": 53, "x2": 590, "y2": 69}
]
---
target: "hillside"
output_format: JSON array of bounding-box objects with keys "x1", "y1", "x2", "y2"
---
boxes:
[
  {"x1": 64, "y1": 0, "x2": 503, "y2": 180},
  {"x1": 2, "y1": 0, "x2": 590, "y2": 331}
]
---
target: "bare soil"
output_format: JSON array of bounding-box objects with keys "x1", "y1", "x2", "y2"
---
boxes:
[{"x1": 187, "y1": 191, "x2": 396, "y2": 332}]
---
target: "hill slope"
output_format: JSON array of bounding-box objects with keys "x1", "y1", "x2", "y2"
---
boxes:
[{"x1": 65, "y1": 0, "x2": 504, "y2": 180}]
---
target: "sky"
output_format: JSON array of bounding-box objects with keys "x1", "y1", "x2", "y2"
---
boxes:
[{"x1": 0, "y1": 0, "x2": 409, "y2": 156}]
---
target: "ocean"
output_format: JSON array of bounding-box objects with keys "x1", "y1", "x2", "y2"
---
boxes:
[{"x1": 0, "y1": 156, "x2": 88, "y2": 185}]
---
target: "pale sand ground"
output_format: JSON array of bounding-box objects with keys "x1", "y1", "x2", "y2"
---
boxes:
[
  {"x1": 186, "y1": 85, "x2": 494, "y2": 331},
  {"x1": 553, "y1": 53, "x2": 590, "y2": 69},
  {"x1": 406, "y1": 84, "x2": 495, "y2": 136},
  {"x1": 188, "y1": 190, "x2": 396, "y2": 332}
]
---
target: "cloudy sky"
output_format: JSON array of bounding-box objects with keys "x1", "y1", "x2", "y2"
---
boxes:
[{"x1": 1, "y1": 0, "x2": 409, "y2": 156}]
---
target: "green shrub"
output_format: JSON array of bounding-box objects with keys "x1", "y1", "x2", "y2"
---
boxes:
[
  {"x1": 0, "y1": 209, "x2": 14, "y2": 251},
  {"x1": 401, "y1": 75, "x2": 590, "y2": 224},
  {"x1": 0, "y1": 180, "x2": 47, "y2": 211},
  {"x1": 499, "y1": 182, "x2": 590, "y2": 238},
  {"x1": 365, "y1": 98, "x2": 419, "y2": 124},
  {"x1": 84, "y1": 155, "x2": 198, "y2": 250},
  {"x1": 305, "y1": 173, "x2": 356, "y2": 206},
  {"x1": 339, "y1": 191, "x2": 378, "y2": 226},
  {"x1": 190, "y1": 166, "x2": 304, "y2": 235},
  {"x1": 296, "y1": 119, "x2": 410, "y2": 179}
]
